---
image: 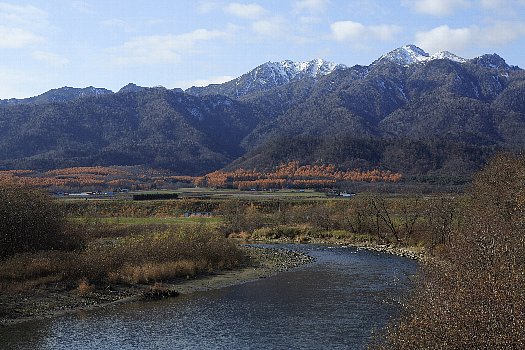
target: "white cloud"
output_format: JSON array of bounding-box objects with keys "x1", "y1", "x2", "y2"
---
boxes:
[
  {"x1": 0, "y1": 68, "x2": 41, "y2": 99},
  {"x1": 185, "y1": 75, "x2": 235, "y2": 88},
  {"x1": 32, "y1": 51, "x2": 69, "y2": 67},
  {"x1": 481, "y1": 21, "x2": 525, "y2": 45},
  {"x1": 292, "y1": 0, "x2": 330, "y2": 29},
  {"x1": 0, "y1": 2, "x2": 47, "y2": 27},
  {"x1": 101, "y1": 18, "x2": 136, "y2": 32},
  {"x1": 415, "y1": 25, "x2": 473, "y2": 53},
  {"x1": 196, "y1": 1, "x2": 219, "y2": 13},
  {"x1": 298, "y1": 16, "x2": 323, "y2": 25},
  {"x1": 224, "y1": 3, "x2": 267, "y2": 19},
  {"x1": 479, "y1": 0, "x2": 525, "y2": 12},
  {"x1": 402, "y1": 0, "x2": 470, "y2": 16},
  {"x1": 293, "y1": 0, "x2": 331, "y2": 13},
  {"x1": 331, "y1": 21, "x2": 364, "y2": 41},
  {"x1": 331, "y1": 20, "x2": 402, "y2": 42},
  {"x1": 480, "y1": 0, "x2": 525, "y2": 8},
  {"x1": 415, "y1": 22, "x2": 525, "y2": 53},
  {"x1": 346, "y1": 1, "x2": 388, "y2": 16},
  {"x1": 145, "y1": 19, "x2": 166, "y2": 26},
  {"x1": 252, "y1": 17, "x2": 288, "y2": 37},
  {"x1": 70, "y1": 1, "x2": 96, "y2": 14},
  {"x1": 0, "y1": 3, "x2": 47, "y2": 49},
  {"x1": 110, "y1": 28, "x2": 231, "y2": 66},
  {"x1": 111, "y1": 36, "x2": 180, "y2": 65},
  {"x1": 0, "y1": 25, "x2": 44, "y2": 48},
  {"x1": 371, "y1": 25, "x2": 404, "y2": 40},
  {"x1": 480, "y1": 0, "x2": 505, "y2": 8}
]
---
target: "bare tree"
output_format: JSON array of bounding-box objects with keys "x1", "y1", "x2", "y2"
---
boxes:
[{"x1": 372, "y1": 153, "x2": 525, "y2": 349}]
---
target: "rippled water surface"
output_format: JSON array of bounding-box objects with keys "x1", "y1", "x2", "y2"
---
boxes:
[{"x1": 1, "y1": 245, "x2": 417, "y2": 350}]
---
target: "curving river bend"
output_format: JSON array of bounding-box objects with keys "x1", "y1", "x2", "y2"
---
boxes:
[{"x1": 0, "y1": 245, "x2": 417, "y2": 350}]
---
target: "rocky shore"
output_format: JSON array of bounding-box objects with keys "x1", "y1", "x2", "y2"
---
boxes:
[
  {"x1": 249, "y1": 237, "x2": 427, "y2": 261},
  {"x1": 0, "y1": 245, "x2": 314, "y2": 327},
  {"x1": 349, "y1": 243, "x2": 426, "y2": 261}
]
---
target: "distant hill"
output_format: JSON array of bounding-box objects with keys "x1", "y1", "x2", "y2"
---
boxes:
[
  {"x1": 0, "y1": 87, "x2": 258, "y2": 174},
  {"x1": 0, "y1": 86, "x2": 113, "y2": 106},
  {"x1": 0, "y1": 45, "x2": 524, "y2": 179}
]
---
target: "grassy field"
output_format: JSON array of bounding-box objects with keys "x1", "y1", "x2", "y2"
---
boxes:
[
  {"x1": 157, "y1": 187, "x2": 331, "y2": 200},
  {"x1": 80, "y1": 216, "x2": 222, "y2": 225}
]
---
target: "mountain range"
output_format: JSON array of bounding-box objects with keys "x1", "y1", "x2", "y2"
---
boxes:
[{"x1": 0, "y1": 45, "x2": 523, "y2": 181}]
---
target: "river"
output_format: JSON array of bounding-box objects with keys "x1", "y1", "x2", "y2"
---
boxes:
[{"x1": 0, "y1": 245, "x2": 417, "y2": 349}]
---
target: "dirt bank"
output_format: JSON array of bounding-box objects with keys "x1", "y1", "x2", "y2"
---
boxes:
[{"x1": 0, "y1": 245, "x2": 314, "y2": 327}]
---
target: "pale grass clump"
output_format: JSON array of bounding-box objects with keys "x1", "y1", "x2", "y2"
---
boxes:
[
  {"x1": 108, "y1": 259, "x2": 210, "y2": 284},
  {"x1": 76, "y1": 278, "x2": 95, "y2": 296}
]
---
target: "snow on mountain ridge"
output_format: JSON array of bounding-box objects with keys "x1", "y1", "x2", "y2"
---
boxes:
[
  {"x1": 235, "y1": 58, "x2": 346, "y2": 94},
  {"x1": 430, "y1": 51, "x2": 467, "y2": 63},
  {"x1": 375, "y1": 45, "x2": 508, "y2": 67},
  {"x1": 259, "y1": 59, "x2": 345, "y2": 82},
  {"x1": 185, "y1": 46, "x2": 518, "y2": 98}
]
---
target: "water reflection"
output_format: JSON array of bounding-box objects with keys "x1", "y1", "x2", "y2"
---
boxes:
[{"x1": 0, "y1": 245, "x2": 417, "y2": 350}]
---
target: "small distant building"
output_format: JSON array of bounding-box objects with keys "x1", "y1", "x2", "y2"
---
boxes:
[
  {"x1": 340, "y1": 192, "x2": 355, "y2": 197},
  {"x1": 184, "y1": 211, "x2": 213, "y2": 218}
]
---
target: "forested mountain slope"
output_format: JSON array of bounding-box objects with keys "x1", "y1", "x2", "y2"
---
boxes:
[{"x1": 0, "y1": 45, "x2": 523, "y2": 177}]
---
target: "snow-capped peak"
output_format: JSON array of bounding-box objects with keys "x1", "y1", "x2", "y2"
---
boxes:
[
  {"x1": 375, "y1": 45, "x2": 469, "y2": 66},
  {"x1": 377, "y1": 45, "x2": 430, "y2": 66}
]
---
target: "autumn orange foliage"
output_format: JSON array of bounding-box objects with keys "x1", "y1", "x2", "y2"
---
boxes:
[
  {"x1": 0, "y1": 162, "x2": 401, "y2": 191},
  {"x1": 194, "y1": 161, "x2": 401, "y2": 189},
  {"x1": 0, "y1": 167, "x2": 152, "y2": 190}
]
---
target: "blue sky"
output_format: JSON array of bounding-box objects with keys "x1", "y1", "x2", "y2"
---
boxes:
[{"x1": 1, "y1": 0, "x2": 525, "y2": 98}]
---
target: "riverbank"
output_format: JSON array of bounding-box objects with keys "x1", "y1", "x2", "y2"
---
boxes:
[
  {"x1": 344, "y1": 242, "x2": 426, "y2": 261},
  {"x1": 0, "y1": 245, "x2": 313, "y2": 327},
  {"x1": 241, "y1": 236, "x2": 427, "y2": 261}
]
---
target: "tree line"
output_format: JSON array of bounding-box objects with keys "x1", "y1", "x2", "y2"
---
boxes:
[{"x1": 194, "y1": 161, "x2": 401, "y2": 190}]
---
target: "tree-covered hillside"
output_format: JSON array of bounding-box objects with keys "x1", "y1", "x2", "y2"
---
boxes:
[{"x1": 0, "y1": 46, "x2": 524, "y2": 178}]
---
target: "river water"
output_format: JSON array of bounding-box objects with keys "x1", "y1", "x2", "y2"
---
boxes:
[{"x1": 0, "y1": 245, "x2": 417, "y2": 350}]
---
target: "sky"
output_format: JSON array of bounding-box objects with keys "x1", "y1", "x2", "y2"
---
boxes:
[{"x1": 1, "y1": 0, "x2": 525, "y2": 99}]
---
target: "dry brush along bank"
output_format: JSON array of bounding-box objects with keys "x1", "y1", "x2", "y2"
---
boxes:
[{"x1": 0, "y1": 244, "x2": 313, "y2": 326}]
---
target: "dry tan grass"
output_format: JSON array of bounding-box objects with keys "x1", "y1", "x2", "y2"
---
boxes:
[
  {"x1": 108, "y1": 259, "x2": 210, "y2": 284},
  {"x1": 0, "y1": 225, "x2": 243, "y2": 292},
  {"x1": 0, "y1": 251, "x2": 73, "y2": 282}
]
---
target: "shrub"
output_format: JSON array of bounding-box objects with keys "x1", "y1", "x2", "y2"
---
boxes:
[
  {"x1": 0, "y1": 183, "x2": 81, "y2": 259},
  {"x1": 66, "y1": 225, "x2": 244, "y2": 284},
  {"x1": 373, "y1": 153, "x2": 525, "y2": 349},
  {"x1": 252, "y1": 225, "x2": 316, "y2": 240}
]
